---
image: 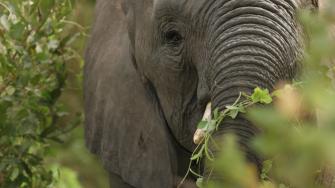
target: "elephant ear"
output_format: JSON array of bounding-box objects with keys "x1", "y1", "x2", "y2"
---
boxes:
[{"x1": 84, "y1": 0, "x2": 178, "y2": 187}]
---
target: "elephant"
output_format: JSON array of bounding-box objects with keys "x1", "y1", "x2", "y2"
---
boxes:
[{"x1": 84, "y1": 0, "x2": 319, "y2": 187}]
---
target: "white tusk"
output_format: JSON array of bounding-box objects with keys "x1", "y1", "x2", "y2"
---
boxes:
[
  {"x1": 202, "y1": 102, "x2": 212, "y2": 121},
  {"x1": 193, "y1": 102, "x2": 211, "y2": 145},
  {"x1": 193, "y1": 129, "x2": 205, "y2": 145}
]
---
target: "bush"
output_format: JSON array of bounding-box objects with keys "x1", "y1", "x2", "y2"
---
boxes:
[{"x1": 0, "y1": 0, "x2": 81, "y2": 187}]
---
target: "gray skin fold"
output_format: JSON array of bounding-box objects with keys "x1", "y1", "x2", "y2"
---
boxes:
[{"x1": 84, "y1": 0, "x2": 318, "y2": 187}]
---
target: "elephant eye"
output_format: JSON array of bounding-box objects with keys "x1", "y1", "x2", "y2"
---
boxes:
[{"x1": 164, "y1": 30, "x2": 183, "y2": 45}]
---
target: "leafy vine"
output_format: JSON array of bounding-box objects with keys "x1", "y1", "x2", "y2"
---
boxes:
[{"x1": 178, "y1": 87, "x2": 274, "y2": 188}]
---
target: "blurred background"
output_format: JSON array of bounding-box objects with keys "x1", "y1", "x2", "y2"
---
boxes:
[{"x1": 47, "y1": 0, "x2": 109, "y2": 187}]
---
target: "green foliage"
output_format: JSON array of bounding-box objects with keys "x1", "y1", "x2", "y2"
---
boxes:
[
  {"x1": 0, "y1": 0, "x2": 82, "y2": 187},
  {"x1": 51, "y1": 165, "x2": 82, "y2": 188},
  {"x1": 250, "y1": 87, "x2": 273, "y2": 105}
]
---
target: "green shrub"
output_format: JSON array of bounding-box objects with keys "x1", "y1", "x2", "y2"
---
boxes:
[{"x1": 0, "y1": 0, "x2": 81, "y2": 187}]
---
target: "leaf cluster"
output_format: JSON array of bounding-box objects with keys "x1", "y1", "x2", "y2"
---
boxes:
[{"x1": 0, "y1": 0, "x2": 82, "y2": 187}]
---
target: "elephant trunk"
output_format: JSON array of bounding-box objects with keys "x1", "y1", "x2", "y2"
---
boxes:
[{"x1": 202, "y1": 0, "x2": 302, "y2": 178}]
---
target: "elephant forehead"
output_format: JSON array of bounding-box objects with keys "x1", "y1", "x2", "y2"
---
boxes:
[
  {"x1": 152, "y1": 0, "x2": 207, "y2": 15},
  {"x1": 151, "y1": 0, "x2": 304, "y2": 18}
]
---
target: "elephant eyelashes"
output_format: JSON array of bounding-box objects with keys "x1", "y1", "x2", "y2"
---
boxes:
[{"x1": 163, "y1": 30, "x2": 183, "y2": 45}]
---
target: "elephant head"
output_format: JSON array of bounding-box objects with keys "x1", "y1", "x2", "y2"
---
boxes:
[{"x1": 84, "y1": 0, "x2": 318, "y2": 187}]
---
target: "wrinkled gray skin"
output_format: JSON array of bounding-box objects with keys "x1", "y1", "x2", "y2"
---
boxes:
[{"x1": 84, "y1": 0, "x2": 318, "y2": 187}]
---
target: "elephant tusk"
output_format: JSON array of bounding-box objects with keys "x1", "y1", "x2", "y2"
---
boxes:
[
  {"x1": 202, "y1": 102, "x2": 212, "y2": 122},
  {"x1": 193, "y1": 103, "x2": 211, "y2": 145}
]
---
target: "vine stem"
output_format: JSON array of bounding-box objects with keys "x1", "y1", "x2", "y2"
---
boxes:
[
  {"x1": 60, "y1": 20, "x2": 89, "y2": 36},
  {"x1": 206, "y1": 168, "x2": 214, "y2": 184},
  {"x1": 180, "y1": 92, "x2": 256, "y2": 187},
  {"x1": 204, "y1": 136, "x2": 214, "y2": 161},
  {"x1": 0, "y1": 2, "x2": 11, "y2": 13},
  {"x1": 177, "y1": 141, "x2": 204, "y2": 188}
]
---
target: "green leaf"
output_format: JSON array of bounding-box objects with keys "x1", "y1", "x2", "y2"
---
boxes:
[
  {"x1": 213, "y1": 108, "x2": 219, "y2": 119},
  {"x1": 226, "y1": 105, "x2": 239, "y2": 111},
  {"x1": 226, "y1": 105, "x2": 246, "y2": 119},
  {"x1": 261, "y1": 160, "x2": 273, "y2": 180},
  {"x1": 198, "y1": 119, "x2": 216, "y2": 132},
  {"x1": 228, "y1": 110, "x2": 238, "y2": 119},
  {"x1": 0, "y1": 15, "x2": 10, "y2": 31},
  {"x1": 10, "y1": 167, "x2": 19, "y2": 181},
  {"x1": 39, "y1": 0, "x2": 55, "y2": 18},
  {"x1": 6, "y1": 86, "x2": 15, "y2": 96},
  {"x1": 197, "y1": 121, "x2": 207, "y2": 129},
  {"x1": 191, "y1": 146, "x2": 204, "y2": 161},
  {"x1": 196, "y1": 178, "x2": 204, "y2": 188},
  {"x1": 237, "y1": 105, "x2": 246, "y2": 113},
  {"x1": 251, "y1": 87, "x2": 273, "y2": 104},
  {"x1": 207, "y1": 120, "x2": 216, "y2": 132},
  {"x1": 53, "y1": 166, "x2": 82, "y2": 188},
  {"x1": 271, "y1": 90, "x2": 281, "y2": 98},
  {"x1": 262, "y1": 160, "x2": 273, "y2": 174},
  {"x1": 9, "y1": 22, "x2": 25, "y2": 40}
]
